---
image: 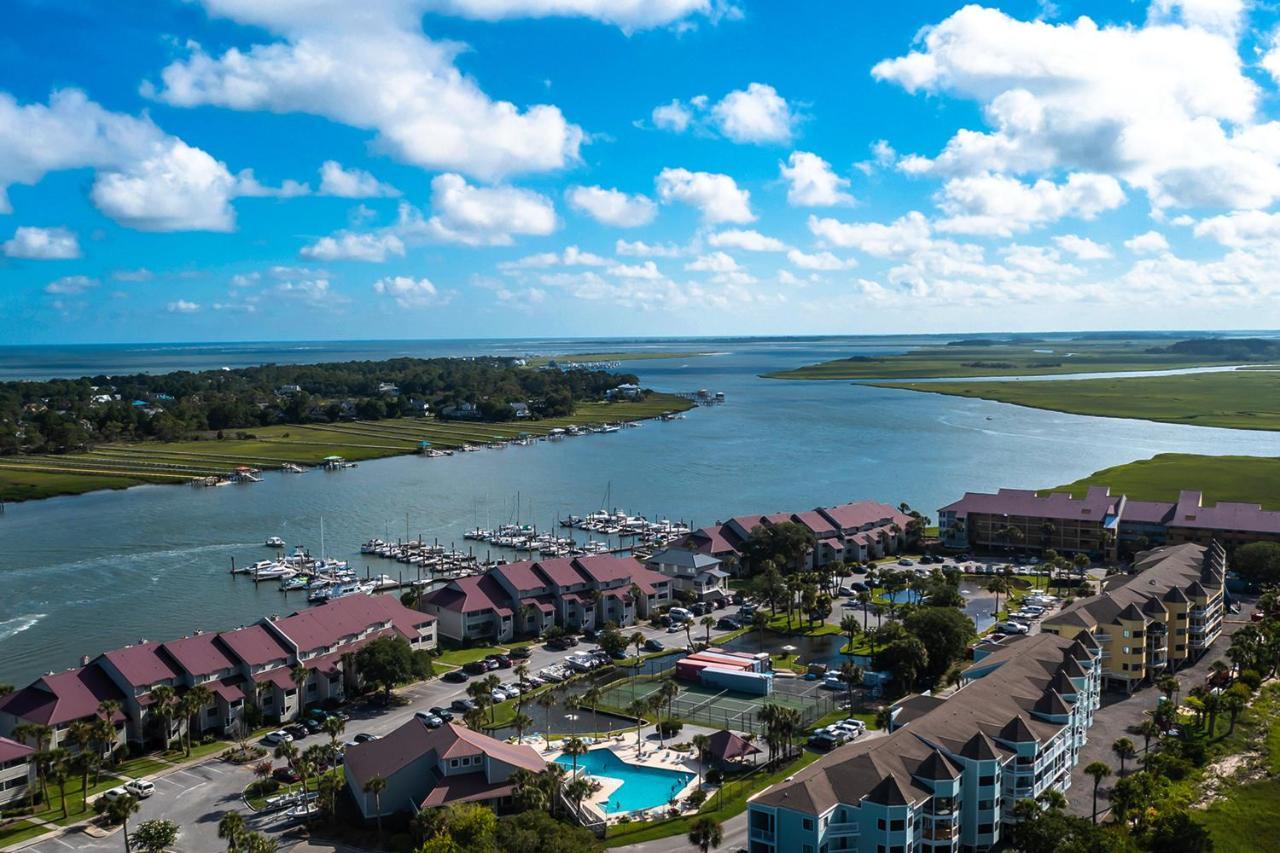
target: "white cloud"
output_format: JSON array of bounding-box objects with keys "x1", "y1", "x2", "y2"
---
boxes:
[
  {"x1": 167, "y1": 299, "x2": 201, "y2": 313},
  {"x1": 607, "y1": 260, "x2": 663, "y2": 279},
  {"x1": 787, "y1": 249, "x2": 854, "y2": 270},
  {"x1": 44, "y1": 275, "x2": 98, "y2": 295},
  {"x1": 300, "y1": 231, "x2": 406, "y2": 262},
  {"x1": 500, "y1": 245, "x2": 609, "y2": 270},
  {"x1": 3, "y1": 226, "x2": 80, "y2": 259},
  {"x1": 1148, "y1": 0, "x2": 1244, "y2": 39},
  {"x1": 1053, "y1": 234, "x2": 1113, "y2": 260},
  {"x1": 1124, "y1": 230, "x2": 1171, "y2": 254},
  {"x1": 272, "y1": 277, "x2": 342, "y2": 307},
  {"x1": 90, "y1": 140, "x2": 242, "y2": 232},
  {"x1": 233, "y1": 171, "x2": 309, "y2": 198},
  {"x1": 655, "y1": 167, "x2": 753, "y2": 224},
  {"x1": 423, "y1": 0, "x2": 717, "y2": 30},
  {"x1": 148, "y1": 1, "x2": 584, "y2": 182},
  {"x1": 934, "y1": 172, "x2": 1126, "y2": 236},
  {"x1": 399, "y1": 173, "x2": 558, "y2": 246},
  {"x1": 708, "y1": 229, "x2": 788, "y2": 252},
  {"x1": 373, "y1": 275, "x2": 449, "y2": 307},
  {"x1": 1193, "y1": 210, "x2": 1280, "y2": 248},
  {"x1": 808, "y1": 211, "x2": 932, "y2": 258},
  {"x1": 686, "y1": 251, "x2": 740, "y2": 273},
  {"x1": 710, "y1": 83, "x2": 795, "y2": 144},
  {"x1": 872, "y1": 5, "x2": 1280, "y2": 211},
  {"x1": 113, "y1": 268, "x2": 154, "y2": 281},
  {"x1": 779, "y1": 151, "x2": 853, "y2": 207},
  {"x1": 317, "y1": 161, "x2": 399, "y2": 198},
  {"x1": 615, "y1": 239, "x2": 685, "y2": 257},
  {"x1": 652, "y1": 100, "x2": 694, "y2": 133},
  {"x1": 565, "y1": 185, "x2": 657, "y2": 227}
]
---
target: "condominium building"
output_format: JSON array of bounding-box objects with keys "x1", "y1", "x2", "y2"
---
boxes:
[
  {"x1": 0, "y1": 594, "x2": 436, "y2": 749},
  {"x1": 687, "y1": 501, "x2": 916, "y2": 572},
  {"x1": 939, "y1": 487, "x2": 1280, "y2": 559},
  {"x1": 1041, "y1": 542, "x2": 1226, "y2": 691},
  {"x1": 747, "y1": 632, "x2": 1102, "y2": 853},
  {"x1": 0, "y1": 738, "x2": 35, "y2": 806},
  {"x1": 418, "y1": 555, "x2": 671, "y2": 643},
  {"x1": 645, "y1": 548, "x2": 730, "y2": 601}
]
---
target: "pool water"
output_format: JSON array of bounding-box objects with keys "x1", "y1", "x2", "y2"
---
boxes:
[{"x1": 554, "y1": 748, "x2": 695, "y2": 814}]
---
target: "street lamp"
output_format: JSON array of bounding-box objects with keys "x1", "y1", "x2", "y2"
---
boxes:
[{"x1": 565, "y1": 712, "x2": 579, "y2": 735}]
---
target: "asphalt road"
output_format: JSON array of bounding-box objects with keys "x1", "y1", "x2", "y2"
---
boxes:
[{"x1": 17, "y1": 617, "x2": 733, "y2": 853}]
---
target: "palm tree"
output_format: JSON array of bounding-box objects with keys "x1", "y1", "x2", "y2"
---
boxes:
[
  {"x1": 580, "y1": 685, "x2": 603, "y2": 734},
  {"x1": 536, "y1": 690, "x2": 557, "y2": 748},
  {"x1": 512, "y1": 712, "x2": 533, "y2": 741},
  {"x1": 839, "y1": 661, "x2": 864, "y2": 713},
  {"x1": 627, "y1": 699, "x2": 648, "y2": 752},
  {"x1": 657, "y1": 678, "x2": 679, "y2": 728},
  {"x1": 182, "y1": 684, "x2": 214, "y2": 756},
  {"x1": 854, "y1": 591, "x2": 873, "y2": 632},
  {"x1": 1202, "y1": 691, "x2": 1222, "y2": 737},
  {"x1": 629, "y1": 632, "x2": 645, "y2": 686},
  {"x1": 1135, "y1": 719, "x2": 1161, "y2": 754},
  {"x1": 986, "y1": 576, "x2": 1011, "y2": 618},
  {"x1": 691, "y1": 733, "x2": 710, "y2": 786},
  {"x1": 291, "y1": 665, "x2": 308, "y2": 721},
  {"x1": 752, "y1": 611, "x2": 769, "y2": 650},
  {"x1": 562, "y1": 736, "x2": 588, "y2": 776},
  {"x1": 875, "y1": 706, "x2": 894, "y2": 732},
  {"x1": 14, "y1": 722, "x2": 52, "y2": 801},
  {"x1": 564, "y1": 775, "x2": 600, "y2": 817},
  {"x1": 96, "y1": 699, "x2": 122, "y2": 766},
  {"x1": 66, "y1": 720, "x2": 96, "y2": 811},
  {"x1": 1084, "y1": 761, "x2": 1111, "y2": 824},
  {"x1": 108, "y1": 794, "x2": 140, "y2": 853},
  {"x1": 1157, "y1": 675, "x2": 1180, "y2": 708},
  {"x1": 1223, "y1": 686, "x2": 1248, "y2": 734},
  {"x1": 688, "y1": 815, "x2": 723, "y2": 852},
  {"x1": 218, "y1": 811, "x2": 247, "y2": 852},
  {"x1": 1111, "y1": 738, "x2": 1136, "y2": 775},
  {"x1": 322, "y1": 715, "x2": 345, "y2": 752},
  {"x1": 273, "y1": 741, "x2": 298, "y2": 780},
  {"x1": 701, "y1": 615, "x2": 716, "y2": 644},
  {"x1": 839, "y1": 613, "x2": 860, "y2": 654},
  {"x1": 149, "y1": 684, "x2": 176, "y2": 751},
  {"x1": 48, "y1": 756, "x2": 69, "y2": 821},
  {"x1": 364, "y1": 775, "x2": 387, "y2": 842}
]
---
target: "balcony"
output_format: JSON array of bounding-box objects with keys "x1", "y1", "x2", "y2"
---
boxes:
[
  {"x1": 826, "y1": 822, "x2": 861, "y2": 838},
  {"x1": 748, "y1": 828, "x2": 775, "y2": 844},
  {"x1": 922, "y1": 824, "x2": 958, "y2": 841}
]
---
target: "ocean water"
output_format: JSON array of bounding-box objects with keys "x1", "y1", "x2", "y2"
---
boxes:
[{"x1": 1, "y1": 336, "x2": 1277, "y2": 685}]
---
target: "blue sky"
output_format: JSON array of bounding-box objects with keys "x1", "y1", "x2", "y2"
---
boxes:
[{"x1": 4, "y1": 0, "x2": 1280, "y2": 343}]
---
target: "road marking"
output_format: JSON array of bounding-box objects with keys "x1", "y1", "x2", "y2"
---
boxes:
[
  {"x1": 186, "y1": 781, "x2": 209, "y2": 794},
  {"x1": 53, "y1": 840, "x2": 75, "y2": 849}
]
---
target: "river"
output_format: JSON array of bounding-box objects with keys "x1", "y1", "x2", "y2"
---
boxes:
[{"x1": 2, "y1": 335, "x2": 1278, "y2": 685}]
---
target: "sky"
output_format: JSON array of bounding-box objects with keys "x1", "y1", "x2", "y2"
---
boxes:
[{"x1": 5, "y1": 0, "x2": 1280, "y2": 343}]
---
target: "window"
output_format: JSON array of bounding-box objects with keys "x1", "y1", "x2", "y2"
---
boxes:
[
  {"x1": 890, "y1": 819, "x2": 905, "y2": 831},
  {"x1": 979, "y1": 775, "x2": 994, "y2": 787},
  {"x1": 803, "y1": 818, "x2": 814, "y2": 831},
  {"x1": 450, "y1": 759, "x2": 459, "y2": 768},
  {"x1": 206, "y1": 707, "x2": 218, "y2": 719}
]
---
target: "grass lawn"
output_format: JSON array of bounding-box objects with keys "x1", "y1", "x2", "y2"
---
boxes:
[
  {"x1": 763, "y1": 613, "x2": 841, "y2": 636},
  {"x1": 1050, "y1": 453, "x2": 1280, "y2": 510},
  {"x1": 161, "y1": 738, "x2": 237, "y2": 763},
  {"x1": 603, "y1": 747, "x2": 827, "y2": 847},
  {"x1": 873, "y1": 370, "x2": 1280, "y2": 432},
  {"x1": 0, "y1": 820, "x2": 47, "y2": 847},
  {"x1": 434, "y1": 646, "x2": 505, "y2": 667},
  {"x1": 763, "y1": 337, "x2": 1224, "y2": 380},
  {"x1": 1198, "y1": 779, "x2": 1280, "y2": 853},
  {"x1": 24, "y1": 775, "x2": 121, "y2": 826},
  {"x1": 112, "y1": 756, "x2": 173, "y2": 778},
  {"x1": 0, "y1": 393, "x2": 693, "y2": 503}
]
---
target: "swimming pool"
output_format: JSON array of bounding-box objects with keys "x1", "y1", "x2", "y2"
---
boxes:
[{"x1": 554, "y1": 748, "x2": 695, "y2": 814}]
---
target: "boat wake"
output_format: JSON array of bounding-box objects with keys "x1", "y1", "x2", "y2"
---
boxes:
[{"x1": 0, "y1": 613, "x2": 46, "y2": 642}]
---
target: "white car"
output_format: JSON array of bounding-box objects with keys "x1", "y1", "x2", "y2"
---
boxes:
[
  {"x1": 263, "y1": 730, "x2": 293, "y2": 745},
  {"x1": 502, "y1": 682, "x2": 524, "y2": 697},
  {"x1": 996, "y1": 621, "x2": 1030, "y2": 635},
  {"x1": 102, "y1": 787, "x2": 129, "y2": 802},
  {"x1": 490, "y1": 689, "x2": 509, "y2": 703},
  {"x1": 124, "y1": 780, "x2": 155, "y2": 799}
]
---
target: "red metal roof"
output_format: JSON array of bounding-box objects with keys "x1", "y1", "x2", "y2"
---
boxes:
[
  {"x1": 532, "y1": 557, "x2": 586, "y2": 588},
  {"x1": 218, "y1": 625, "x2": 293, "y2": 668},
  {"x1": 161, "y1": 633, "x2": 236, "y2": 677},
  {"x1": 493, "y1": 560, "x2": 547, "y2": 593},
  {"x1": 253, "y1": 667, "x2": 297, "y2": 691},
  {"x1": 345, "y1": 720, "x2": 545, "y2": 791},
  {"x1": 0, "y1": 666, "x2": 125, "y2": 727},
  {"x1": 423, "y1": 574, "x2": 512, "y2": 616},
  {"x1": 271, "y1": 594, "x2": 430, "y2": 654},
  {"x1": 938, "y1": 487, "x2": 1119, "y2": 522},
  {"x1": 0, "y1": 736, "x2": 34, "y2": 764},
  {"x1": 100, "y1": 642, "x2": 181, "y2": 689},
  {"x1": 818, "y1": 501, "x2": 912, "y2": 532}
]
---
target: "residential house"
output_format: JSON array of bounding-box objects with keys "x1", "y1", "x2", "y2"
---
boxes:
[
  {"x1": 748, "y1": 632, "x2": 1102, "y2": 853},
  {"x1": 344, "y1": 720, "x2": 545, "y2": 819},
  {"x1": 607, "y1": 383, "x2": 642, "y2": 400},
  {"x1": 0, "y1": 667, "x2": 127, "y2": 752},
  {"x1": 95, "y1": 642, "x2": 184, "y2": 747},
  {"x1": 1041, "y1": 542, "x2": 1226, "y2": 691},
  {"x1": 509, "y1": 402, "x2": 530, "y2": 419},
  {"x1": 0, "y1": 738, "x2": 35, "y2": 806},
  {"x1": 646, "y1": 548, "x2": 730, "y2": 601},
  {"x1": 159, "y1": 632, "x2": 247, "y2": 737}
]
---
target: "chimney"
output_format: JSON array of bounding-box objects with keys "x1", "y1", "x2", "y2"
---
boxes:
[{"x1": 81, "y1": 655, "x2": 90, "y2": 666}]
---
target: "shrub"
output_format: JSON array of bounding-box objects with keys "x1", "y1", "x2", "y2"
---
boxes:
[
  {"x1": 1239, "y1": 669, "x2": 1263, "y2": 690},
  {"x1": 685, "y1": 789, "x2": 707, "y2": 809},
  {"x1": 657, "y1": 720, "x2": 683, "y2": 738}
]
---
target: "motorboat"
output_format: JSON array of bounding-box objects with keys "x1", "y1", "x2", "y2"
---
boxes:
[{"x1": 265, "y1": 536, "x2": 286, "y2": 548}]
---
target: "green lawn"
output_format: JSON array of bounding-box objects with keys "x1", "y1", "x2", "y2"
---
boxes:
[
  {"x1": 604, "y1": 748, "x2": 826, "y2": 847},
  {"x1": 435, "y1": 646, "x2": 507, "y2": 667},
  {"x1": 23, "y1": 774, "x2": 121, "y2": 826},
  {"x1": 0, "y1": 819, "x2": 48, "y2": 847},
  {"x1": 1051, "y1": 453, "x2": 1280, "y2": 509},
  {"x1": 873, "y1": 370, "x2": 1280, "y2": 432},
  {"x1": 1198, "y1": 780, "x2": 1280, "y2": 853},
  {"x1": 764, "y1": 337, "x2": 1232, "y2": 380},
  {"x1": 112, "y1": 756, "x2": 173, "y2": 778},
  {"x1": 0, "y1": 393, "x2": 693, "y2": 503}
]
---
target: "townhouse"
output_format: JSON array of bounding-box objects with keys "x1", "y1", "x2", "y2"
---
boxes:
[
  {"x1": 938, "y1": 486, "x2": 1280, "y2": 559},
  {"x1": 747, "y1": 631, "x2": 1102, "y2": 853},
  {"x1": 344, "y1": 720, "x2": 545, "y2": 819},
  {"x1": 0, "y1": 594, "x2": 436, "y2": 749},
  {"x1": 646, "y1": 547, "x2": 730, "y2": 601},
  {"x1": 0, "y1": 737, "x2": 35, "y2": 806},
  {"x1": 1041, "y1": 542, "x2": 1226, "y2": 691},
  {"x1": 686, "y1": 501, "x2": 916, "y2": 573},
  {"x1": 419, "y1": 554, "x2": 671, "y2": 644}
]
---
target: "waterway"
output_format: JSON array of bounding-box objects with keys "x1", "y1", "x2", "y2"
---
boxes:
[{"x1": 3, "y1": 335, "x2": 1279, "y2": 685}]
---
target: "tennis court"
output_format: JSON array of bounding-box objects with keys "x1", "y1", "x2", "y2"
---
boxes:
[{"x1": 599, "y1": 675, "x2": 837, "y2": 735}]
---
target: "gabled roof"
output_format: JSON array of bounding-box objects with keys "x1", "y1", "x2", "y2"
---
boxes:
[
  {"x1": 0, "y1": 736, "x2": 34, "y2": 764},
  {"x1": 492, "y1": 560, "x2": 547, "y2": 594},
  {"x1": 161, "y1": 633, "x2": 236, "y2": 677},
  {"x1": 817, "y1": 501, "x2": 912, "y2": 533},
  {"x1": 100, "y1": 642, "x2": 181, "y2": 689},
  {"x1": 0, "y1": 666, "x2": 125, "y2": 727},
  {"x1": 345, "y1": 721, "x2": 544, "y2": 790},
  {"x1": 705, "y1": 729, "x2": 761, "y2": 763},
  {"x1": 1116, "y1": 602, "x2": 1146, "y2": 623},
  {"x1": 422, "y1": 574, "x2": 513, "y2": 616},
  {"x1": 271, "y1": 594, "x2": 433, "y2": 654},
  {"x1": 939, "y1": 486, "x2": 1120, "y2": 521},
  {"x1": 572, "y1": 555, "x2": 643, "y2": 585},
  {"x1": 218, "y1": 625, "x2": 293, "y2": 667},
  {"x1": 1141, "y1": 596, "x2": 1168, "y2": 616},
  {"x1": 533, "y1": 557, "x2": 588, "y2": 588},
  {"x1": 648, "y1": 548, "x2": 722, "y2": 570}
]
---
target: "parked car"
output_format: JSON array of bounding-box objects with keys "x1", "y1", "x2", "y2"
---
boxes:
[
  {"x1": 273, "y1": 765, "x2": 300, "y2": 783},
  {"x1": 452, "y1": 698, "x2": 478, "y2": 713},
  {"x1": 609, "y1": 649, "x2": 628, "y2": 660},
  {"x1": 581, "y1": 627, "x2": 598, "y2": 640},
  {"x1": 689, "y1": 602, "x2": 707, "y2": 616},
  {"x1": 716, "y1": 617, "x2": 740, "y2": 631},
  {"x1": 996, "y1": 621, "x2": 1030, "y2": 635},
  {"x1": 666, "y1": 624, "x2": 682, "y2": 633},
  {"x1": 485, "y1": 654, "x2": 512, "y2": 668},
  {"x1": 509, "y1": 646, "x2": 532, "y2": 659},
  {"x1": 463, "y1": 660, "x2": 489, "y2": 675},
  {"x1": 414, "y1": 711, "x2": 444, "y2": 728},
  {"x1": 430, "y1": 706, "x2": 455, "y2": 721},
  {"x1": 352, "y1": 732, "x2": 379, "y2": 743},
  {"x1": 442, "y1": 669, "x2": 469, "y2": 683},
  {"x1": 807, "y1": 732, "x2": 842, "y2": 750},
  {"x1": 668, "y1": 607, "x2": 693, "y2": 622},
  {"x1": 123, "y1": 780, "x2": 155, "y2": 799},
  {"x1": 102, "y1": 787, "x2": 130, "y2": 802},
  {"x1": 546, "y1": 636, "x2": 570, "y2": 651},
  {"x1": 284, "y1": 723, "x2": 309, "y2": 740},
  {"x1": 656, "y1": 614, "x2": 672, "y2": 627},
  {"x1": 263, "y1": 730, "x2": 292, "y2": 745},
  {"x1": 303, "y1": 718, "x2": 325, "y2": 734},
  {"x1": 643, "y1": 639, "x2": 665, "y2": 652},
  {"x1": 898, "y1": 558, "x2": 914, "y2": 566}
]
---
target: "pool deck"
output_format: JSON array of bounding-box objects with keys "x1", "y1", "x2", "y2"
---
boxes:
[{"x1": 542, "y1": 723, "x2": 719, "y2": 824}]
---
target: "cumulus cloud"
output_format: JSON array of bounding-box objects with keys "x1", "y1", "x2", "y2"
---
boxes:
[
  {"x1": 808, "y1": 211, "x2": 932, "y2": 258},
  {"x1": 423, "y1": 0, "x2": 719, "y2": 30},
  {"x1": 3, "y1": 226, "x2": 80, "y2": 259},
  {"x1": 147, "y1": 1, "x2": 584, "y2": 182},
  {"x1": 373, "y1": 275, "x2": 450, "y2": 307},
  {"x1": 934, "y1": 172, "x2": 1126, "y2": 236},
  {"x1": 615, "y1": 239, "x2": 685, "y2": 257},
  {"x1": 1053, "y1": 234, "x2": 1113, "y2": 260},
  {"x1": 398, "y1": 173, "x2": 558, "y2": 246},
  {"x1": 317, "y1": 160, "x2": 399, "y2": 198},
  {"x1": 787, "y1": 249, "x2": 854, "y2": 270},
  {"x1": 686, "y1": 251, "x2": 740, "y2": 273},
  {"x1": 655, "y1": 167, "x2": 753, "y2": 224},
  {"x1": 45, "y1": 275, "x2": 98, "y2": 295},
  {"x1": 500, "y1": 245, "x2": 609, "y2": 270},
  {"x1": 872, "y1": 4, "x2": 1280, "y2": 210},
  {"x1": 779, "y1": 152, "x2": 853, "y2": 207},
  {"x1": 565, "y1": 185, "x2": 657, "y2": 227},
  {"x1": 708, "y1": 229, "x2": 788, "y2": 252},
  {"x1": 300, "y1": 231, "x2": 406, "y2": 262},
  {"x1": 651, "y1": 99, "x2": 693, "y2": 133},
  {"x1": 167, "y1": 299, "x2": 201, "y2": 313},
  {"x1": 607, "y1": 260, "x2": 663, "y2": 279},
  {"x1": 1124, "y1": 230, "x2": 1171, "y2": 254},
  {"x1": 710, "y1": 83, "x2": 796, "y2": 144}
]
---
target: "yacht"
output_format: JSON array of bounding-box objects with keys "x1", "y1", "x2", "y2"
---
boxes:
[
  {"x1": 253, "y1": 564, "x2": 297, "y2": 580},
  {"x1": 280, "y1": 575, "x2": 309, "y2": 591},
  {"x1": 265, "y1": 536, "x2": 286, "y2": 548}
]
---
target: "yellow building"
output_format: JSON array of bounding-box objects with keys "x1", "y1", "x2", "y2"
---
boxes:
[{"x1": 1041, "y1": 542, "x2": 1225, "y2": 691}]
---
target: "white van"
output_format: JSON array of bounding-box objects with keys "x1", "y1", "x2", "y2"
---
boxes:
[{"x1": 668, "y1": 607, "x2": 693, "y2": 623}]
